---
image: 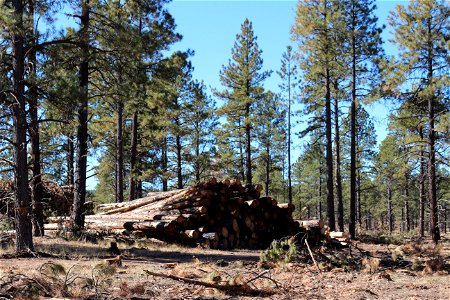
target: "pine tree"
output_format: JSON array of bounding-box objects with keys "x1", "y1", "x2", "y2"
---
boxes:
[
  {"x1": 277, "y1": 45, "x2": 298, "y2": 205},
  {"x1": 5, "y1": 0, "x2": 34, "y2": 251},
  {"x1": 387, "y1": 0, "x2": 449, "y2": 243},
  {"x1": 71, "y1": 0, "x2": 90, "y2": 230},
  {"x1": 374, "y1": 134, "x2": 403, "y2": 233},
  {"x1": 340, "y1": 105, "x2": 377, "y2": 227},
  {"x1": 216, "y1": 19, "x2": 271, "y2": 186},
  {"x1": 255, "y1": 91, "x2": 286, "y2": 197},
  {"x1": 342, "y1": 0, "x2": 384, "y2": 239},
  {"x1": 293, "y1": 130, "x2": 326, "y2": 219},
  {"x1": 292, "y1": 0, "x2": 345, "y2": 230},
  {"x1": 184, "y1": 80, "x2": 218, "y2": 184}
]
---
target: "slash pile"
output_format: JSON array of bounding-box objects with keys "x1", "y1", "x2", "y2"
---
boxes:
[{"x1": 86, "y1": 178, "x2": 300, "y2": 249}]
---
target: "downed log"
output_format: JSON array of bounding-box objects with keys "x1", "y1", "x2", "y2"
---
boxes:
[
  {"x1": 297, "y1": 219, "x2": 324, "y2": 229},
  {"x1": 100, "y1": 189, "x2": 187, "y2": 215},
  {"x1": 123, "y1": 220, "x2": 178, "y2": 233},
  {"x1": 277, "y1": 203, "x2": 295, "y2": 211}
]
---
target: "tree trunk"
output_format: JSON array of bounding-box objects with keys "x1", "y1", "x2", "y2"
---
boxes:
[
  {"x1": 357, "y1": 166, "x2": 362, "y2": 226},
  {"x1": 419, "y1": 127, "x2": 425, "y2": 238},
  {"x1": 387, "y1": 185, "x2": 393, "y2": 234},
  {"x1": 287, "y1": 61, "x2": 292, "y2": 205},
  {"x1": 129, "y1": 16, "x2": 143, "y2": 201},
  {"x1": 67, "y1": 134, "x2": 74, "y2": 186},
  {"x1": 404, "y1": 174, "x2": 410, "y2": 231},
  {"x1": 28, "y1": 7, "x2": 44, "y2": 237},
  {"x1": 325, "y1": 68, "x2": 335, "y2": 231},
  {"x1": 333, "y1": 84, "x2": 344, "y2": 232},
  {"x1": 427, "y1": 19, "x2": 439, "y2": 243},
  {"x1": 72, "y1": 0, "x2": 90, "y2": 230},
  {"x1": 245, "y1": 103, "x2": 252, "y2": 185},
  {"x1": 195, "y1": 126, "x2": 201, "y2": 183},
  {"x1": 137, "y1": 180, "x2": 143, "y2": 198},
  {"x1": 12, "y1": 0, "x2": 34, "y2": 252},
  {"x1": 29, "y1": 43, "x2": 44, "y2": 237},
  {"x1": 128, "y1": 112, "x2": 138, "y2": 201},
  {"x1": 115, "y1": 94, "x2": 124, "y2": 203},
  {"x1": 162, "y1": 137, "x2": 168, "y2": 191},
  {"x1": 349, "y1": 8, "x2": 357, "y2": 239},
  {"x1": 318, "y1": 158, "x2": 323, "y2": 220},
  {"x1": 265, "y1": 144, "x2": 270, "y2": 197},
  {"x1": 176, "y1": 134, "x2": 183, "y2": 189}
]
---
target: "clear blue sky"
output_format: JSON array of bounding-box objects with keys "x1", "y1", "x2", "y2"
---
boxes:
[{"x1": 166, "y1": 0, "x2": 407, "y2": 151}]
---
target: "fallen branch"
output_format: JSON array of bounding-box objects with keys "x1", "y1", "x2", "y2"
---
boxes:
[
  {"x1": 246, "y1": 270, "x2": 279, "y2": 288},
  {"x1": 143, "y1": 269, "x2": 275, "y2": 297},
  {"x1": 305, "y1": 239, "x2": 321, "y2": 273}
]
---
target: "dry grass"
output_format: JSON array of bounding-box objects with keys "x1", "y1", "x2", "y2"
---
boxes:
[{"x1": 0, "y1": 233, "x2": 449, "y2": 299}]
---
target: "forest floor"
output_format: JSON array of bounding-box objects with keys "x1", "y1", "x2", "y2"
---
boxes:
[{"x1": 0, "y1": 232, "x2": 449, "y2": 300}]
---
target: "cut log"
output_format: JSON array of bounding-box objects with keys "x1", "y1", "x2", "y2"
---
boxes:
[
  {"x1": 297, "y1": 219, "x2": 324, "y2": 229},
  {"x1": 123, "y1": 220, "x2": 178, "y2": 232},
  {"x1": 49, "y1": 178, "x2": 323, "y2": 250},
  {"x1": 184, "y1": 229, "x2": 200, "y2": 239},
  {"x1": 100, "y1": 189, "x2": 187, "y2": 215},
  {"x1": 245, "y1": 199, "x2": 259, "y2": 208},
  {"x1": 277, "y1": 203, "x2": 295, "y2": 211}
]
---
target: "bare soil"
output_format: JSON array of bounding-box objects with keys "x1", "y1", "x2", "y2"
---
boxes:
[{"x1": 0, "y1": 234, "x2": 449, "y2": 300}]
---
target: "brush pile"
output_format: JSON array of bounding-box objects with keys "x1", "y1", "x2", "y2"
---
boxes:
[
  {"x1": 79, "y1": 178, "x2": 304, "y2": 249},
  {"x1": 0, "y1": 180, "x2": 73, "y2": 216}
]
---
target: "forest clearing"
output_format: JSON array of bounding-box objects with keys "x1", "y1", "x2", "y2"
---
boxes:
[
  {"x1": 0, "y1": 229, "x2": 449, "y2": 299},
  {"x1": 1, "y1": 0, "x2": 449, "y2": 299},
  {"x1": 1, "y1": 179, "x2": 450, "y2": 299}
]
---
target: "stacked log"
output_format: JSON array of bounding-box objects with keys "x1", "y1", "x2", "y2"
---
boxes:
[{"x1": 77, "y1": 178, "x2": 303, "y2": 249}]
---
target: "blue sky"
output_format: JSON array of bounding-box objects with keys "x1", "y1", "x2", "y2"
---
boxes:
[{"x1": 166, "y1": 0, "x2": 408, "y2": 151}]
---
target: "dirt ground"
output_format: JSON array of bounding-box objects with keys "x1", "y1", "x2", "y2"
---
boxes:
[{"x1": 0, "y1": 234, "x2": 449, "y2": 300}]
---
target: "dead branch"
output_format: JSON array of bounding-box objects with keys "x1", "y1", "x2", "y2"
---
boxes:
[{"x1": 143, "y1": 269, "x2": 275, "y2": 297}]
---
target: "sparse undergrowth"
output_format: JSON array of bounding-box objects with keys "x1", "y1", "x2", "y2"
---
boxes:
[{"x1": 0, "y1": 234, "x2": 448, "y2": 299}]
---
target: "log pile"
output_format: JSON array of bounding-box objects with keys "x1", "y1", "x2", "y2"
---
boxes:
[{"x1": 82, "y1": 179, "x2": 303, "y2": 249}]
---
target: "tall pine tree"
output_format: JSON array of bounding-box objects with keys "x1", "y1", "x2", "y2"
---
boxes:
[
  {"x1": 216, "y1": 19, "x2": 270, "y2": 185},
  {"x1": 386, "y1": 0, "x2": 449, "y2": 243}
]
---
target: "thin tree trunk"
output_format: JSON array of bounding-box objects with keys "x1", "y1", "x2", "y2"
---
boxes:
[
  {"x1": 28, "y1": 9, "x2": 44, "y2": 237},
  {"x1": 404, "y1": 174, "x2": 410, "y2": 231},
  {"x1": 238, "y1": 118, "x2": 245, "y2": 182},
  {"x1": 265, "y1": 143, "x2": 270, "y2": 197},
  {"x1": 427, "y1": 18, "x2": 439, "y2": 243},
  {"x1": 176, "y1": 134, "x2": 183, "y2": 189},
  {"x1": 128, "y1": 112, "x2": 138, "y2": 201},
  {"x1": 129, "y1": 15, "x2": 143, "y2": 201},
  {"x1": 245, "y1": 103, "x2": 252, "y2": 185},
  {"x1": 162, "y1": 137, "x2": 168, "y2": 191},
  {"x1": 325, "y1": 70, "x2": 335, "y2": 231},
  {"x1": 115, "y1": 95, "x2": 124, "y2": 203},
  {"x1": 333, "y1": 84, "x2": 344, "y2": 232},
  {"x1": 12, "y1": 0, "x2": 34, "y2": 252},
  {"x1": 67, "y1": 134, "x2": 74, "y2": 186},
  {"x1": 195, "y1": 125, "x2": 201, "y2": 183},
  {"x1": 287, "y1": 58, "x2": 292, "y2": 205},
  {"x1": 137, "y1": 180, "x2": 143, "y2": 198},
  {"x1": 357, "y1": 167, "x2": 362, "y2": 227},
  {"x1": 419, "y1": 127, "x2": 425, "y2": 237},
  {"x1": 318, "y1": 159, "x2": 323, "y2": 220},
  {"x1": 387, "y1": 185, "x2": 393, "y2": 234},
  {"x1": 349, "y1": 0, "x2": 357, "y2": 239},
  {"x1": 72, "y1": 0, "x2": 90, "y2": 230},
  {"x1": 29, "y1": 51, "x2": 44, "y2": 237}
]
